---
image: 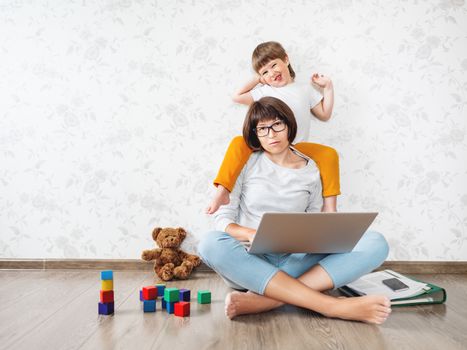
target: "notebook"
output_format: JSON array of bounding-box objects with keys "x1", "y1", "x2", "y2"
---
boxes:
[{"x1": 338, "y1": 269, "x2": 447, "y2": 307}]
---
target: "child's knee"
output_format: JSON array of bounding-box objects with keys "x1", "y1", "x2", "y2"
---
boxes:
[
  {"x1": 321, "y1": 145, "x2": 339, "y2": 165},
  {"x1": 295, "y1": 143, "x2": 339, "y2": 165}
]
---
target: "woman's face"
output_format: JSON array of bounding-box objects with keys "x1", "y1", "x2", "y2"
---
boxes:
[{"x1": 255, "y1": 118, "x2": 290, "y2": 154}]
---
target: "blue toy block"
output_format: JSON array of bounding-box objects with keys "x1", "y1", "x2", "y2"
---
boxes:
[
  {"x1": 143, "y1": 300, "x2": 156, "y2": 312},
  {"x1": 156, "y1": 284, "x2": 166, "y2": 297},
  {"x1": 139, "y1": 290, "x2": 143, "y2": 301},
  {"x1": 166, "y1": 301, "x2": 176, "y2": 314},
  {"x1": 179, "y1": 289, "x2": 191, "y2": 302},
  {"x1": 98, "y1": 302, "x2": 114, "y2": 315},
  {"x1": 101, "y1": 270, "x2": 113, "y2": 280},
  {"x1": 161, "y1": 298, "x2": 167, "y2": 309}
]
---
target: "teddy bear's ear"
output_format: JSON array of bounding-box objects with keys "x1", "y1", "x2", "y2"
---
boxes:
[
  {"x1": 152, "y1": 227, "x2": 163, "y2": 241},
  {"x1": 177, "y1": 227, "x2": 187, "y2": 240}
]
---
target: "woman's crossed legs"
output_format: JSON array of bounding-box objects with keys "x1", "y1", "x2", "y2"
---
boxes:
[{"x1": 198, "y1": 230, "x2": 391, "y2": 324}]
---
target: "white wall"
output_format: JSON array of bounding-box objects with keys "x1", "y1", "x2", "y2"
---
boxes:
[{"x1": 1, "y1": 0, "x2": 466, "y2": 260}]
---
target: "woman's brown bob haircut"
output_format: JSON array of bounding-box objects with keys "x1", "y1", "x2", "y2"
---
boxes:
[
  {"x1": 243, "y1": 97, "x2": 297, "y2": 151},
  {"x1": 252, "y1": 41, "x2": 296, "y2": 79}
]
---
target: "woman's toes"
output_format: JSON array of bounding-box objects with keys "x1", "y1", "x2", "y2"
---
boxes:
[
  {"x1": 224, "y1": 292, "x2": 241, "y2": 319},
  {"x1": 377, "y1": 306, "x2": 391, "y2": 314}
]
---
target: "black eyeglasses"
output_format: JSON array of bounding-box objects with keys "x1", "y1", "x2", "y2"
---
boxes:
[{"x1": 254, "y1": 120, "x2": 286, "y2": 137}]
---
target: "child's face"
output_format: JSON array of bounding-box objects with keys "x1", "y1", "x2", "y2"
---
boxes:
[{"x1": 258, "y1": 58, "x2": 293, "y2": 87}]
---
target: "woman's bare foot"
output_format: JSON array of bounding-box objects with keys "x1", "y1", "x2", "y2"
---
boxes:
[
  {"x1": 225, "y1": 291, "x2": 282, "y2": 319},
  {"x1": 324, "y1": 295, "x2": 391, "y2": 324},
  {"x1": 206, "y1": 185, "x2": 230, "y2": 214}
]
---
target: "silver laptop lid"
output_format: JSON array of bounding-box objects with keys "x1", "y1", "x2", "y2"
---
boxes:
[{"x1": 248, "y1": 212, "x2": 378, "y2": 254}]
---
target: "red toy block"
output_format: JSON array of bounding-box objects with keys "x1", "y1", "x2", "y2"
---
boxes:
[
  {"x1": 174, "y1": 301, "x2": 190, "y2": 317},
  {"x1": 142, "y1": 286, "x2": 157, "y2": 300},
  {"x1": 100, "y1": 290, "x2": 114, "y2": 303}
]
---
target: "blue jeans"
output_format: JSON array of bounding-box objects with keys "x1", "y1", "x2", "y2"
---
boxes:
[{"x1": 197, "y1": 230, "x2": 389, "y2": 295}]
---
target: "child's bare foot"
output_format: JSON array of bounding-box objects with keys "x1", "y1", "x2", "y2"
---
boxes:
[
  {"x1": 224, "y1": 291, "x2": 282, "y2": 319},
  {"x1": 324, "y1": 295, "x2": 391, "y2": 324},
  {"x1": 206, "y1": 185, "x2": 230, "y2": 214}
]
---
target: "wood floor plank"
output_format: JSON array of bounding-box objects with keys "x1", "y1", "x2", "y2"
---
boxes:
[
  {"x1": 0, "y1": 270, "x2": 31, "y2": 290},
  {"x1": 0, "y1": 270, "x2": 466, "y2": 350},
  {"x1": 0, "y1": 270, "x2": 64, "y2": 311},
  {"x1": 78, "y1": 272, "x2": 171, "y2": 350},
  {"x1": 0, "y1": 270, "x2": 95, "y2": 350},
  {"x1": 7, "y1": 271, "x2": 148, "y2": 350},
  {"x1": 373, "y1": 274, "x2": 467, "y2": 350}
]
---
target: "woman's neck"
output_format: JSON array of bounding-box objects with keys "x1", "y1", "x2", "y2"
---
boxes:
[{"x1": 264, "y1": 146, "x2": 306, "y2": 169}]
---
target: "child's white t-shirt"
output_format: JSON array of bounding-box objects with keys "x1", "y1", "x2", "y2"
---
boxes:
[{"x1": 250, "y1": 81, "x2": 322, "y2": 143}]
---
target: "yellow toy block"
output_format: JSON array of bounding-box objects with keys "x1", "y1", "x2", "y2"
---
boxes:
[{"x1": 101, "y1": 280, "x2": 113, "y2": 291}]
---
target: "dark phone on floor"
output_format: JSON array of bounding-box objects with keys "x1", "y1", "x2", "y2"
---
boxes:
[{"x1": 382, "y1": 277, "x2": 409, "y2": 292}]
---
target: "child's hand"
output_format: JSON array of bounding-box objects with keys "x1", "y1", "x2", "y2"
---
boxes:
[
  {"x1": 311, "y1": 73, "x2": 332, "y2": 89},
  {"x1": 257, "y1": 74, "x2": 266, "y2": 85}
]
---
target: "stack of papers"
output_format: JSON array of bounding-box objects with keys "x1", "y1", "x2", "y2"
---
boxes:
[{"x1": 345, "y1": 269, "x2": 430, "y2": 300}]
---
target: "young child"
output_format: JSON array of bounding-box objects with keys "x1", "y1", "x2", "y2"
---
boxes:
[{"x1": 206, "y1": 41, "x2": 339, "y2": 214}]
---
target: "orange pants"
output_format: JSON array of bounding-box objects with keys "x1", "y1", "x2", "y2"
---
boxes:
[{"x1": 213, "y1": 136, "x2": 341, "y2": 197}]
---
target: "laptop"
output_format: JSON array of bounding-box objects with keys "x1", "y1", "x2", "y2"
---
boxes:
[{"x1": 246, "y1": 212, "x2": 378, "y2": 254}]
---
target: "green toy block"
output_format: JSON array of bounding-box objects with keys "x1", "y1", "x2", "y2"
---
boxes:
[
  {"x1": 197, "y1": 290, "x2": 211, "y2": 304},
  {"x1": 164, "y1": 288, "x2": 179, "y2": 302}
]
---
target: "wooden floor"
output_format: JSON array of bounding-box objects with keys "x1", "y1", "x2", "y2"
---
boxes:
[{"x1": 0, "y1": 270, "x2": 466, "y2": 350}]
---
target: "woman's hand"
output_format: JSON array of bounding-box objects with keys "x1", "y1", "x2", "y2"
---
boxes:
[
  {"x1": 247, "y1": 229, "x2": 257, "y2": 243},
  {"x1": 225, "y1": 223, "x2": 257, "y2": 242},
  {"x1": 311, "y1": 73, "x2": 332, "y2": 89}
]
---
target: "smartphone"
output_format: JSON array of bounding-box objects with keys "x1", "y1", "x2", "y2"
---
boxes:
[{"x1": 382, "y1": 277, "x2": 409, "y2": 292}]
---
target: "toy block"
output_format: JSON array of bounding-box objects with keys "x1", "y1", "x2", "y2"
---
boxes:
[
  {"x1": 197, "y1": 290, "x2": 211, "y2": 304},
  {"x1": 101, "y1": 280, "x2": 113, "y2": 291},
  {"x1": 179, "y1": 289, "x2": 191, "y2": 302},
  {"x1": 100, "y1": 290, "x2": 114, "y2": 303},
  {"x1": 164, "y1": 288, "x2": 179, "y2": 302},
  {"x1": 161, "y1": 298, "x2": 167, "y2": 309},
  {"x1": 166, "y1": 301, "x2": 176, "y2": 314},
  {"x1": 155, "y1": 284, "x2": 166, "y2": 297},
  {"x1": 100, "y1": 270, "x2": 113, "y2": 280},
  {"x1": 142, "y1": 286, "x2": 157, "y2": 300},
  {"x1": 98, "y1": 302, "x2": 114, "y2": 315},
  {"x1": 139, "y1": 290, "x2": 143, "y2": 301},
  {"x1": 174, "y1": 301, "x2": 190, "y2": 317},
  {"x1": 143, "y1": 299, "x2": 156, "y2": 312}
]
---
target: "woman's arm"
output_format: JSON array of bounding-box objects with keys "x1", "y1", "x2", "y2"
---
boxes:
[
  {"x1": 225, "y1": 223, "x2": 256, "y2": 243},
  {"x1": 305, "y1": 176, "x2": 325, "y2": 213},
  {"x1": 232, "y1": 76, "x2": 261, "y2": 105}
]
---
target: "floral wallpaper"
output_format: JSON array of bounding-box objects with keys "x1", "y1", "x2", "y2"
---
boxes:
[{"x1": 0, "y1": 0, "x2": 466, "y2": 260}]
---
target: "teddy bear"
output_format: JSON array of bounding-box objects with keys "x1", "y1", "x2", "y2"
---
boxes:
[{"x1": 141, "y1": 227, "x2": 201, "y2": 281}]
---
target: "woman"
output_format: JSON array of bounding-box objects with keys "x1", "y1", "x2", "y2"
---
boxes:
[{"x1": 198, "y1": 97, "x2": 391, "y2": 324}]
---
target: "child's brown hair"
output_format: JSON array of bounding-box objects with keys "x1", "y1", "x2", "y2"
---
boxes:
[{"x1": 252, "y1": 41, "x2": 296, "y2": 79}]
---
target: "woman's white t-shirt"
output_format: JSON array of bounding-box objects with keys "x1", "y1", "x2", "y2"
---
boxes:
[
  {"x1": 214, "y1": 149, "x2": 323, "y2": 232},
  {"x1": 250, "y1": 81, "x2": 323, "y2": 143}
]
